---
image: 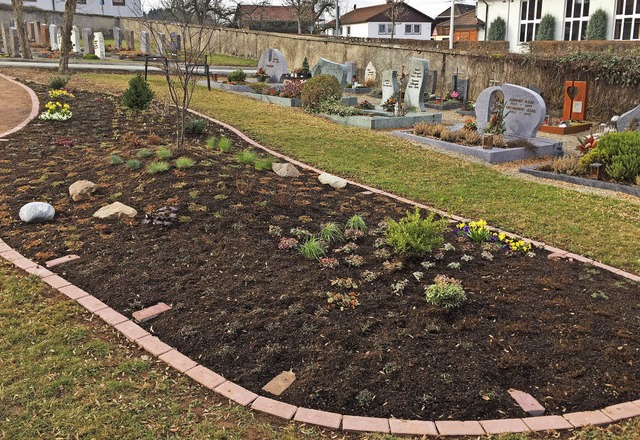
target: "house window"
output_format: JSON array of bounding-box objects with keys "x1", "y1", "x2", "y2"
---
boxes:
[
  {"x1": 405, "y1": 24, "x2": 421, "y2": 34},
  {"x1": 564, "y1": 0, "x2": 590, "y2": 40},
  {"x1": 347, "y1": 26, "x2": 351, "y2": 36},
  {"x1": 519, "y1": 0, "x2": 543, "y2": 42},
  {"x1": 614, "y1": 0, "x2": 640, "y2": 40},
  {"x1": 378, "y1": 23, "x2": 391, "y2": 34},
  {"x1": 113, "y1": 0, "x2": 126, "y2": 5}
]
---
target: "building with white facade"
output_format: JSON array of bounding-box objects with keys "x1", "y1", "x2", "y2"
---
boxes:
[
  {"x1": 478, "y1": 0, "x2": 640, "y2": 52},
  {"x1": 0, "y1": 0, "x2": 141, "y2": 18},
  {"x1": 326, "y1": 2, "x2": 433, "y2": 40}
]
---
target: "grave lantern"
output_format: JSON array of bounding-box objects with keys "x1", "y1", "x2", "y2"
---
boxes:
[{"x1": 589, "y1": 162, "x2": 604, "y2": 180}]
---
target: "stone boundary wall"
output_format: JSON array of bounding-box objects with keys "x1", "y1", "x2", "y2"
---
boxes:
[
  {"x1": 0, "y1": 5, "x2": 120, "y2": 35},
  {"x1": 120, "y1": 18, "x2": 640, "y2": 118},
  {"x1": 529, "y1": 40, "x2": 640, "y2": 55}
]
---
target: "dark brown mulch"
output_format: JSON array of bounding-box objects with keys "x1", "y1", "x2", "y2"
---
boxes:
[{"x1": 1, "y1": 83, "x2": 638, "y2": 422}]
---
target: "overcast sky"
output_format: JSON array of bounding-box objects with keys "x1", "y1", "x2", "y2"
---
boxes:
[{"x1": 143, "y1": 0, "x2": 477, "y2": 19}]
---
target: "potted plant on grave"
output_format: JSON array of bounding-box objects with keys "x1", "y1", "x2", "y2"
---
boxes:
[
  {"x1": 254, "y1": 67, "x2": 269, "y2": 83},
  {"x1": 540, "y1": 115, "x2": 592, "y2": 135}
]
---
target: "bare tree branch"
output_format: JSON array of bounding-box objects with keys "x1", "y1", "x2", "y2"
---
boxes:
[{"x1": 10, "y1": 0, "x2": 32, "y2": 59}]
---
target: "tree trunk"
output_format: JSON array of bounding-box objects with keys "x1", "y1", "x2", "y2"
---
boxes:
[
  {"x1": 11, "y1": 0, "x2": 32, "y2": 59},
  {"x1": 297, "y1": 18, "x2": 302, "y2": 34},
  {"x1": 58, "y1": 0, "x2": 77, "y2": 74}
]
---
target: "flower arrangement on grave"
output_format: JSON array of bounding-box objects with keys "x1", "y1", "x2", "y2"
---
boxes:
[
  {"x1": 382, "y1": 96, "x2": 397, "y2": 112},
  {"x1": 254, "y1": 67, "x2": 269, "y2": 82},
  {"x1": 357, "y1": 100, "x2": 375, "y2": 110},
  {"x1": 449, "y1": 90, "x2": 461, "y2": 101},
  {"x1": 278, "y1": 81, "x2": 305, "y2": 99},
  {"x1": 463, "y1": 117, "x2": 477, "y2": 132},
  {"x1": 39, "y1": 101, "x2": 72, "y2": 121},
  {"x1": 483, "y1": 102, "x2": 510, "y2": 135}
]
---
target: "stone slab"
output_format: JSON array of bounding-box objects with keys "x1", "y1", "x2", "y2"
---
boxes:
[
  {"x1": 41, "y1": 274, "x2": 71, "y2": 289},
  {"x1": 404, "y1": 58, "x2": 429, "y2": 112},
  {"x1": 24, "y1": 264, "x2": 54, "y2": 278},
  {"x1": 325, "y1": 112, "x2": 440, "y2": 130},
  {"x1": 381, "y1": 70, "x2": 399, "y2": 104},
  {"x1": 602, "y1": 402, "x2": 640, "y2": 421},
  {"x1": 262, "y1": 370, "x2": 296, "y2": 396},
  {"x1": 310, "y1": 58, "x2": 348, "y2": 88}
]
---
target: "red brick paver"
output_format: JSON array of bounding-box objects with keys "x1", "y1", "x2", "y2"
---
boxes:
[
  {"x1": 45, "y1": 254, "x2": 80, "y2": 267},
  {"x1": 58, "y1": 285, "x2": 90, "y2": 300},
  {"x1": 76, "y1": 295, "x2": 108, "y2": 313},
  {"x1": 214, "y1": 381, "x2": 258, "y2": 406},
  {"x1": 563, "y1": 410, "x2": 613, "y2": 427},
  {"x1": 132, "y1": 302, "x2": 172, "y2": 322},
  {"x1": 114, "y1": 320, "x2": 150, "y2": 342},
  {"x1": 389, "y1": 418, "x2": 438, "y2": 436},
  {"x1": 480, "y1": 418, "x2": 530, "y2": 434},
  {"x1": 95, "y1": 307, "x2": 128, "y2": 326},
  {"x1": 342, "y1": 415, "x2": 389, "y2": 433},
  {"x1": 159, "y1": 349, "x2": 197, "y2": 373},
  {"x1": 250, "y1": 396, "x2": 297, "y2": 420},
  {"x1": 136, "y1": 335, "x2": 172, "y2": 357},
  {"x1": 523, "y1": 415, "x2": 573, "y2": 431},
  {"x1": 293, "y1": 407, "x2": 342, "y2": 430},
  {"x1": 185, "y1": 365, "x2": 226, "y2": 390},
  {"x1": 24, "y1": 264, "x2": 54, "y2": 278},
  {"x1": 508, "y1": 388, "x2": 545, "y2": 416},
  {"x1": 435, "y1": 420, "x2": 485, "y2": 436},
  {"x1": 602, "y1": 402, "x2": 640, "y2": 421},
  {"x1": 41, "y1": 274, "x2": 71, "y2": 289}
]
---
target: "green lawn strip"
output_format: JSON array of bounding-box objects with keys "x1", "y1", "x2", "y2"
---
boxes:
[
  {"x1": 75, "y1": 73, "x2": 640, "y2": 273},
  {"x1": 0, "y1": 261, "x2": 337, "y2": 440}
]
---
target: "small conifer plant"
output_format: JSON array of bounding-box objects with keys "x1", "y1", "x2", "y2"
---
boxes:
[{"x1": 122, "y1": 74, "x2": 155, "y2": 121}]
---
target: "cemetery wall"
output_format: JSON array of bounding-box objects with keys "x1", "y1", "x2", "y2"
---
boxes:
[
  {"x1": 529, "y1": 40, "x2": 640, "y2": 55},
  {"x1": 121, "y1": 18, "x2": 640, "y2": 119},
  {"x1": 0, "y1": 6, "x2": 119, "y2": 35}
]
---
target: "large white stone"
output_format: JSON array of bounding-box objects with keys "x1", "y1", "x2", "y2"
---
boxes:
[
  {"x1": 272, "y1": 162, "x2": 300, "y2": 177},
  {"x1": 318, "y1": 173, "x2": 347, "y2": 189},
  {"x1": 93, "y1": 202, "x2": 137, "y2": 219},
  {"x1": 19, "y1": 202, "x2": 55, "y2": 223}
]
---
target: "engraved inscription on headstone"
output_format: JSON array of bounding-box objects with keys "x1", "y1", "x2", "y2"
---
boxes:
[
  {"x1": 364, "y1": 61, "x2": 377, "y2": 85},
  {"x1": 93, "y1": 32, "x2": 105, "y2": 59},
  {"x1": 258, "y1": 48, "x2": 287, "y2": 83},
  {"x1": 381, "y1": 70, "x2": 399, "y2": 104},
  {"x1": 404, "y1": 58, "x2": 430, "y2": 112}
]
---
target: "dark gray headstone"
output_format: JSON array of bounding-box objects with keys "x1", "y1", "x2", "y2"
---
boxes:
[
  {"x1": 404, "y1": 58, "x2": 429, "y2": 112},
  {"x1": 345, "y1": 61, "x2": 355, "y2": 85},
  {"x1": 126, "y1": 30, "x2": 135, "y2": 50},
  {"x1": 140, "y1": 31, "x2": 149, "y2": 54},
  {"x1": 475, "y1": 83, "x2": 546, "y2": 138},
  {"x1": 428, "y1": 70, "x2": 438, "y2": 95},
  {"x1": 457, "y1": 79, "x2": 469, "y2": 102},
  {"x1": 28, "y1": 22, "x2": 36, "y2": 41},
  {"x1": 528, "y1": 84, "x2": 543, "y2": 100},
  {"x1": 82, "y1": 28, "x2": 93, "y2": 54},
  {"x1": 451, "y1": 73, "x2": 458, "y2": 93},
  {"x1": 9, "y1": 27, "x2": 19, "y2": 57},
  {"x1": 113, "y1": 27, "x2": 122, "y2": 50},
  {"x1": 170, "y1": 32, "x2": 181, "y2": 51},
  {"x1": 310, "y1": 58, "x2": 348, "y2": 89},
  {"x1": 258, "y1": 48, "x2": 287, "y2": 83},
  {"x1": 617, "y1": 104, "x2": 640, "y2": 132},
  {"x1": 381, "y1": 70, "x2": 399, "y2": 104}
]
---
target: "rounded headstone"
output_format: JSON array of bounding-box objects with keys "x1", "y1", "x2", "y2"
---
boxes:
[{"x1": 19, "y1": 202, "x2": 55, "y2": 223}]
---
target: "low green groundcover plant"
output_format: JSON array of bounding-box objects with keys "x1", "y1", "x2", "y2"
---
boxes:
[
  {"x1": 300, "y1": 74, "x2": 342, "y2": 112},
  {"x1": 579, "y1": 131, "x2": 640, "y2": 183},
  {"x1": 385, "y1": 208, "x2": 447, "y2": 256},
  {"x1": 425, "y1": 275, "x2": 466, "y2": 308}
]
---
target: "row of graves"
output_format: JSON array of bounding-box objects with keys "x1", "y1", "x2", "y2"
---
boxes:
[{"x1": 0, "y1": 21, "x2": 182, "y2": 60}]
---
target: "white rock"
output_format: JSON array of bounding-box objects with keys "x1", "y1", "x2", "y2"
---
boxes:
[
  {"x1": 272, "y1": 162, "x2": 301, "y2": 178},
  {"x1": 93, "y1": 202, "x2": 137, "y2": 219},
  {"x1": 19, "y1": 202, "x2": 55, "y2": 223},
  {"x1": 69, "y1": 180, "x2": 97, "y2": 201},
  {"x1": 318, "y1": 173, "x2": 347, "y2": 189}
]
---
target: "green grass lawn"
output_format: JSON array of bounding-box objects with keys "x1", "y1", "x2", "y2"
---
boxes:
[{"x1": 74, "y1": 72, "x2": 640, "y2": 274}]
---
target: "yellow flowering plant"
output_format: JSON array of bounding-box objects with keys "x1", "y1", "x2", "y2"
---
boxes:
[
  {"x1": 48, "y1": 89, "x2": 75, "y2": 100},
  {"x1": 457, "y1": 219, "x2": 532, "y2": 253},
  {"x1": 39, "y1": 101, "x2": 72, "y2": 121}
]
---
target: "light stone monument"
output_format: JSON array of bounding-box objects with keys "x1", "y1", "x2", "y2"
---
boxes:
[
  {"x1": 310, "y1": 58, "x2": 348, "y2": 89},
  {"x1": 381, "y1": 70, "x2": 399, "y2": 104},
  {"x1": 258, "y1": 48, "x2": 287, "y2": 82},
  {"x1": 70, "y1": 26, "x2": 80, "y2": 52},
  {"x1": 140, "y1": 31, "x2": 149, "y2": 54},
  {"x1": 9, "y1": 27, "x2": 19, "y2": 57},
  {"x1": 93, "y1": 32, "x2": 105, "y2": 59},
  {"x1": 404, "y1": 58, "x2": 430, "y2": 112},
  {"x1": 364, "y1": 61, "x2": 377, "y2": 85}
]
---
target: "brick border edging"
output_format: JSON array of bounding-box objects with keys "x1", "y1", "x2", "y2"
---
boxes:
[
  {"x1": 0, "y1": 73, "x2": 40, "y2": 139},
  {"x1": 0, "y1": 94, "x2": 638, "y2": 436}
]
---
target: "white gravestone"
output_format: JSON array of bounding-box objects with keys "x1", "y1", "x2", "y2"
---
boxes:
[
  {"x1": 404, "y1": 58, "x2": 430, "y2": 112},
  {"x1": 475, "y1": 83, "x2": 546, "y2": 139},
  {"x1": 0, "y1": 23, "x2": 8, "y2": 54},
  {"x1": 364, "y1": 61, "x2": 377, "y2": 85},
  {"x1": 258, "y1": 48, "x2": 287, "y2": 83},
  {"x1": 345, "y1": 61, "x2": 356, "y2": 85},
  {"x1": 617, "y1": 104, "x2": 640, "y2": 132},
  {"x1": 113, "y1": 27, "x2": 121, "y2": 50},
  {"x1": 140, "y1": 31, "x2": 149, "y2": 54},
  {"x1": 93, "y1": 32, "x2": 105, "y2": 59},
  {"x1": 381, "y1": 70, "x2": 399, "y2": 104},
  {"x1": 70, "y1": 26, "x2": 80, "y2": 53},
  {"x1": 49, "y1": 24, "x2": 58, "y2": 51},
  {"x1": 82, "y1": 28, "x2": 93, "y2": 54}
]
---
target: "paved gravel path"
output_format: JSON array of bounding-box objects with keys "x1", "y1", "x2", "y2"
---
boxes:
[{"x1": 0, "y1": 74, "x2": 34, "y2": 136}]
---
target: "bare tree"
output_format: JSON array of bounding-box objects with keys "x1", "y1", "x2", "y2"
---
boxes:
[
  {"x1": 279, "y1": 0, "x2": 311, "y2": 34},
  {"x1": 58, "y1": 0, "x2": 77, "y2": 74},
  {"x1": 385, "y1": 0, "x2": 408, "y2": 39},
  {"x1": 138, "y1": 1, "x2": 216, "y2": 148},
  {"x1": 10, "y1": 0, "x2": 32, "y2": 59}
]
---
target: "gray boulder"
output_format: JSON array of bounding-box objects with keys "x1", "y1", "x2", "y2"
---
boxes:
[
  {"x1": 272, "y1": 162, "x2": 301, "y2": 178},
  {"x1": 19, "y1": 202, "x2": 55, "y2": 223},
  {"x1": 93, "y1": 202, "x2": 137, "y2": 219}
]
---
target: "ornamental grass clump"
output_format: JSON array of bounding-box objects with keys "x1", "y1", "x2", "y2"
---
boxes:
[
  {"x1": 175, "y1": 157, "x2": 195, "y2": 169},
  {"x1": 218, "y1": 136, "x2": 232, "y2": 152},
  {"x1": 236, "y1": 149, "x2": 258, "y2": 165},
  {"x1": 146, "y1": 161, "x2": 170, "y2": 174},
  {"x1": 319, "y1": 222, "x2": 344, "y2": 243},
  {"x1": 156, "y1": 147, "x2": 172, "y2": 159},
  {"x1": 346, "y1": 214, "x2": 367, "y2": 232},
  {"x1": 385, "y1": 208, "x2": 447, "y2": 256},
  {"x1": 425, "y1": 275, "x2": 466, "y2": 308},
  {"x1": 299, "y1": 236, "x2": 326, "y2": 260}
]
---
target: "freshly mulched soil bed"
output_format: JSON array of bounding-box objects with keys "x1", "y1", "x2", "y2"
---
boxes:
[{"x1": 1, "y1": 82, "x2": 639, "y2": 422}]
